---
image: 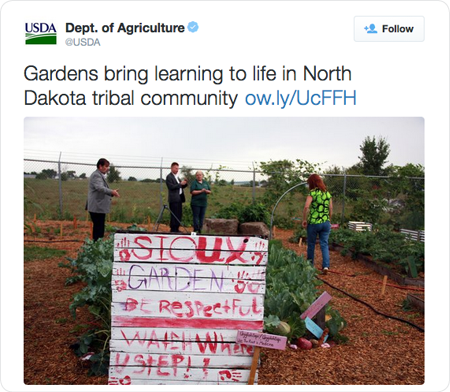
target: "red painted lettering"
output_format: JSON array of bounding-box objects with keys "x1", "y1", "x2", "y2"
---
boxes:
[
  {"x1": 183, "y1": 356, "x2": 192, "y2": 379},
  {"x1": 203, "y1": 305, "x2": 213, "y2": 317},
  {"x1": 169, "y1": 236, "x2": 196, "y2": 262},
  {"x1": 197, "y1": 237, "x2": 224, "y2": 263},
  {"x1": 196, "y1": 332, "x2": 218, "y2": 354},
  {"x1": 114, "y1": 353, "x2": 130, "y2": 370},
  {"x1": 121, "y1": 329, "x2": 146, "y2": 346},
  {"x1": 159, "y1": 300, "x2": 171, "y2": 314},
  {"x1": 172, "y1": 354, "x2": 184, "y2": 376},
  {"x1": 194, "y1": 300, "x2": 204, "y2": 315},
  {"x1": 225, "y1": 237, "x2": 248, "y2": 264},
  {"x1": 133, "y1": 354, "x2": 145, "y2": 367},
  {"x1": 125, "y1": 297, "x2": 138, "y2": 312},
  {"x1": 202, "y1": 357, "x2": 210, "y2": 380},
  {"x1": 213, "y1": 303, "x2": 222, "y2": 314},
  {"x1": 132, "y1": 236, "x2": 153, "y2": 260},
  {"x1": 156, "y1": 355, "x2": 170, "y2": 376},
  {"x1": 171, "y1": 301, "x2": 183, "y2": 318},
  {"x1": 185, "y1": 301, "x2": 194, "y2": 318},
  {"x1": 252, "y1": 296, "x2": 263, "y2": 314}
]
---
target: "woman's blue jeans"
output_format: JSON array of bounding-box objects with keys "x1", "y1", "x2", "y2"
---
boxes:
[
  {"x1": 306, "y1": 221, "x2": 331, "y2": 269},
  {"x1": 191, "y1": 205, "x2": 206, "y2": 233}
]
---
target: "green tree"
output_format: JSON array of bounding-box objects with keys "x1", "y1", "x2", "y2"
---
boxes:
[
  {"x1": 107, "y1": 164, "x2": 121, "y2": 183},
  {"x1": 180, "y1": 165, "x2": 195, "y2": 184},
  {"x1": 258, "y1": 159, "x2": 320, "y2": 206},
  {"x1": 79, "y1": 173, "x2": 87, "y2": 179},
  {"x1": 128, "y1": 176, "x2": 137, "y2": 181},
  {"x1": 358, "y1": 136, "x2": 390, "y2": 176},
  {"x1": 42, "y1": 168, "x2": 57, "y2": 179}
]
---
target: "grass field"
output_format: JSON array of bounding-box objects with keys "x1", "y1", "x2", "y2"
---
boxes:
[{"x1": 24, "y1": 178, "x2": 305, "y2": 226}]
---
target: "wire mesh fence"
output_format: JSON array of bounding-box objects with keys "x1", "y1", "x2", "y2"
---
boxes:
[{"x1": 24, "y1": 158, "x2": 424, "y2": 231}]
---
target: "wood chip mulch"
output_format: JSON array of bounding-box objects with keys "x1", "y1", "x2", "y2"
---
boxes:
[{"x1": 23, "y1": 221, "x2": 424, "y2": 385}]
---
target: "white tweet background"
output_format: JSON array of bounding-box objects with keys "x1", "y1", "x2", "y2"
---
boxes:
[{"x1": 1, "y1": 1, "x2": 449, "y2": 392}]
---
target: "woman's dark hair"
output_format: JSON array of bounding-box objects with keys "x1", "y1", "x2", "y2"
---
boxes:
[
  {"x1": 307, "y1": 174, "x2": 327, "y2": 192},
  {"x1": 96, "y1": 158, "x2": 110, "y2": 168}
]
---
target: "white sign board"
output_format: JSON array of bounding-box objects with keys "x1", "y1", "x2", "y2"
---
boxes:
[{"x1": 108, "y1": 232, "x2": 268, "y2": 385}]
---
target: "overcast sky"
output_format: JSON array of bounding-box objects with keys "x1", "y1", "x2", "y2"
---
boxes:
[{"x1": 24, "y1": 117, "x2": 424, "y2": 171}]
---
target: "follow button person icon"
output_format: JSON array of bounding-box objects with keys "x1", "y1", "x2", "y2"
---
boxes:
[{"x1": 365, "y1": 24, "x2": 378, "y2": 34}]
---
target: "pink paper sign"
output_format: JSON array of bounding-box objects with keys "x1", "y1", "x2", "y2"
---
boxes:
[{"x1": 236, "y1": 330, "x2": 287, "y2": 350}]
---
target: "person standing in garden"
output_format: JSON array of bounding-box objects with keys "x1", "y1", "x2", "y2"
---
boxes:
[
  {"x1": 87, "y1": 158, "x2": 120, "y2": 241},
  {"x1": 190, "y1": 170, "x2": 211, "y2": 233},
  {"x1": 302, "y1": 174, "x2": 333, "y2": 273},
  {"x1": 166, "y1": 162, "x2": 188, "y2": 232}
]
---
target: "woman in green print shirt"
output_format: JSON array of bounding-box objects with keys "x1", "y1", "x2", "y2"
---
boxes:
[{"x1": 302, "y1": 174, "x2": 333, "y2": 273}]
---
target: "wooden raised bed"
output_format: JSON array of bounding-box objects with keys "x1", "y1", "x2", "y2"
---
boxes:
[
  {"x1": 406, "y1": 293, "x2": 424, "y2": 311},
  {"x1": 329, "y1": 243, "x2": 424, "y2": 288}
]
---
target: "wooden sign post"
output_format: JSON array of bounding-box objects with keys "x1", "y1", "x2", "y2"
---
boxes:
[{"x1": 108, "y1": 232, "x2": 268, "y2": 385}]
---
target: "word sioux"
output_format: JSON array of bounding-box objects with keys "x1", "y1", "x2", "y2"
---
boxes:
[{"x1": 116, "y1": 235, "x2": 266, "y2": 265}]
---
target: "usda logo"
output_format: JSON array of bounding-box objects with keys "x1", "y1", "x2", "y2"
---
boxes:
[{"x1": 25, "y1": 23, "x2": 57, "y2": 45}]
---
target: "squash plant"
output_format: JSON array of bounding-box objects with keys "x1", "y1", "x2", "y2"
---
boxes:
[
  {"x1": 59, "y1": 237, "x2": 114, "y2": 375},
  {"x1": 264, "y1": 242, "x2": 347, "y2": 342}
]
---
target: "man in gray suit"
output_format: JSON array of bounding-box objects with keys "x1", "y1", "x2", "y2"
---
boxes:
[
  {"x1": 87, "y1": 158, "x2": 120, "y2": 241},
  {"x1": 166, "y1": 162, "x2": 188, "y2": 232}
]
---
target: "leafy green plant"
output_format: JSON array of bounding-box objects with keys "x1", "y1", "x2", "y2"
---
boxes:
[
  {"x1": 264, "y1": 243, "x2": 347, "y2": 342},
  {"x1": 329, "y1": 225, "x2": 424, "y2": 275},
  {"x1": 265, "y1": 244, "x2": 315, "y2": 340},
  {"x1": 214, "y1": 202, "x2": 270, "y2": 225},
  {"x1": 59, "y1": 237, "x2": 114, "y2": 375}
]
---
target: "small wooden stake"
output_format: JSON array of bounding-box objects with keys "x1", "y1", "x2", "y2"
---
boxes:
[
  {"x1": 272, "y1": 226, "x2": 276, "y2": 238},
  {"x1": 33, "y1": 213, "x2": 37, "y2": 223},
  {"x1": 247, "y1": 346, "x2": 260, "y2": 385},
  {"x1": 298, "y1": 237, "x2": 303, "y2": 247},
  {"x1": 381, "y1": 275, "x2": 388, "y2": 296},
  {"x1": 90, "y1": 222, "x2": 93, "y2": 239},
  {"x1": 73, "y1": 216, "x2": 77, "y2": 229},
  {"x1": 60, "y1": 222, "x2": 63, "y2": 238},
  {"x1": 147, "y1": 216, "x2": 151, "y2": 231}
]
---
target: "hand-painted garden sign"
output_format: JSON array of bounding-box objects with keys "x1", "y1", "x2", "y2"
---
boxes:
[
  {"x1": 108, "y1": 232, "x2": 268, "y2": 385},
  {"x1": 300, "y1": 291, "x2": 332, "y2": 338},
  {"x1": 300, "y1": 291, "x2": 332, "y2": 320},
  {"x1": 236, "y1": 330, "x2": 287, "y2": 385},
  {"x1": 305, "y1": 317, "x2": 328, "y2": 341}
]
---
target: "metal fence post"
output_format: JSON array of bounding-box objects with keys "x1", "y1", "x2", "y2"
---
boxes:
[
  {"x1": 159, "y1": 157, "x2": 164, "y2": 211},
  {"x1": 58, "y1": 152, "x2": 63, "y2": 219},
  {"x1": 341, "y1": 173, "x2": 347, "y2": 224},
  {"x1": 252, "y1": 163, "x2": 256, "y2": 204}
]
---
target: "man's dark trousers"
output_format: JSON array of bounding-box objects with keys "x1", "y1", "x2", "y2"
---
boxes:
[{"x1": 169, "y1": 202, "x2": 183, "y2": 232}]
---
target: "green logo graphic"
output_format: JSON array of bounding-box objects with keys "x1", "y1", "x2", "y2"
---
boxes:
[{"x1": 25, "y1": 23, "x2": 57, "y2": 45}]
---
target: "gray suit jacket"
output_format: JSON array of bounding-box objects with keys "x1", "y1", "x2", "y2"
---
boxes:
[{"x1": 87, "y1": 169, "x2": 113, "y2": 214}]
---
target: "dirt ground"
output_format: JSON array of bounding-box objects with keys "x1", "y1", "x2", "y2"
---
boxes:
[{"x1": 23, "y1": 220, "x2": 424, "y2": 385}]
